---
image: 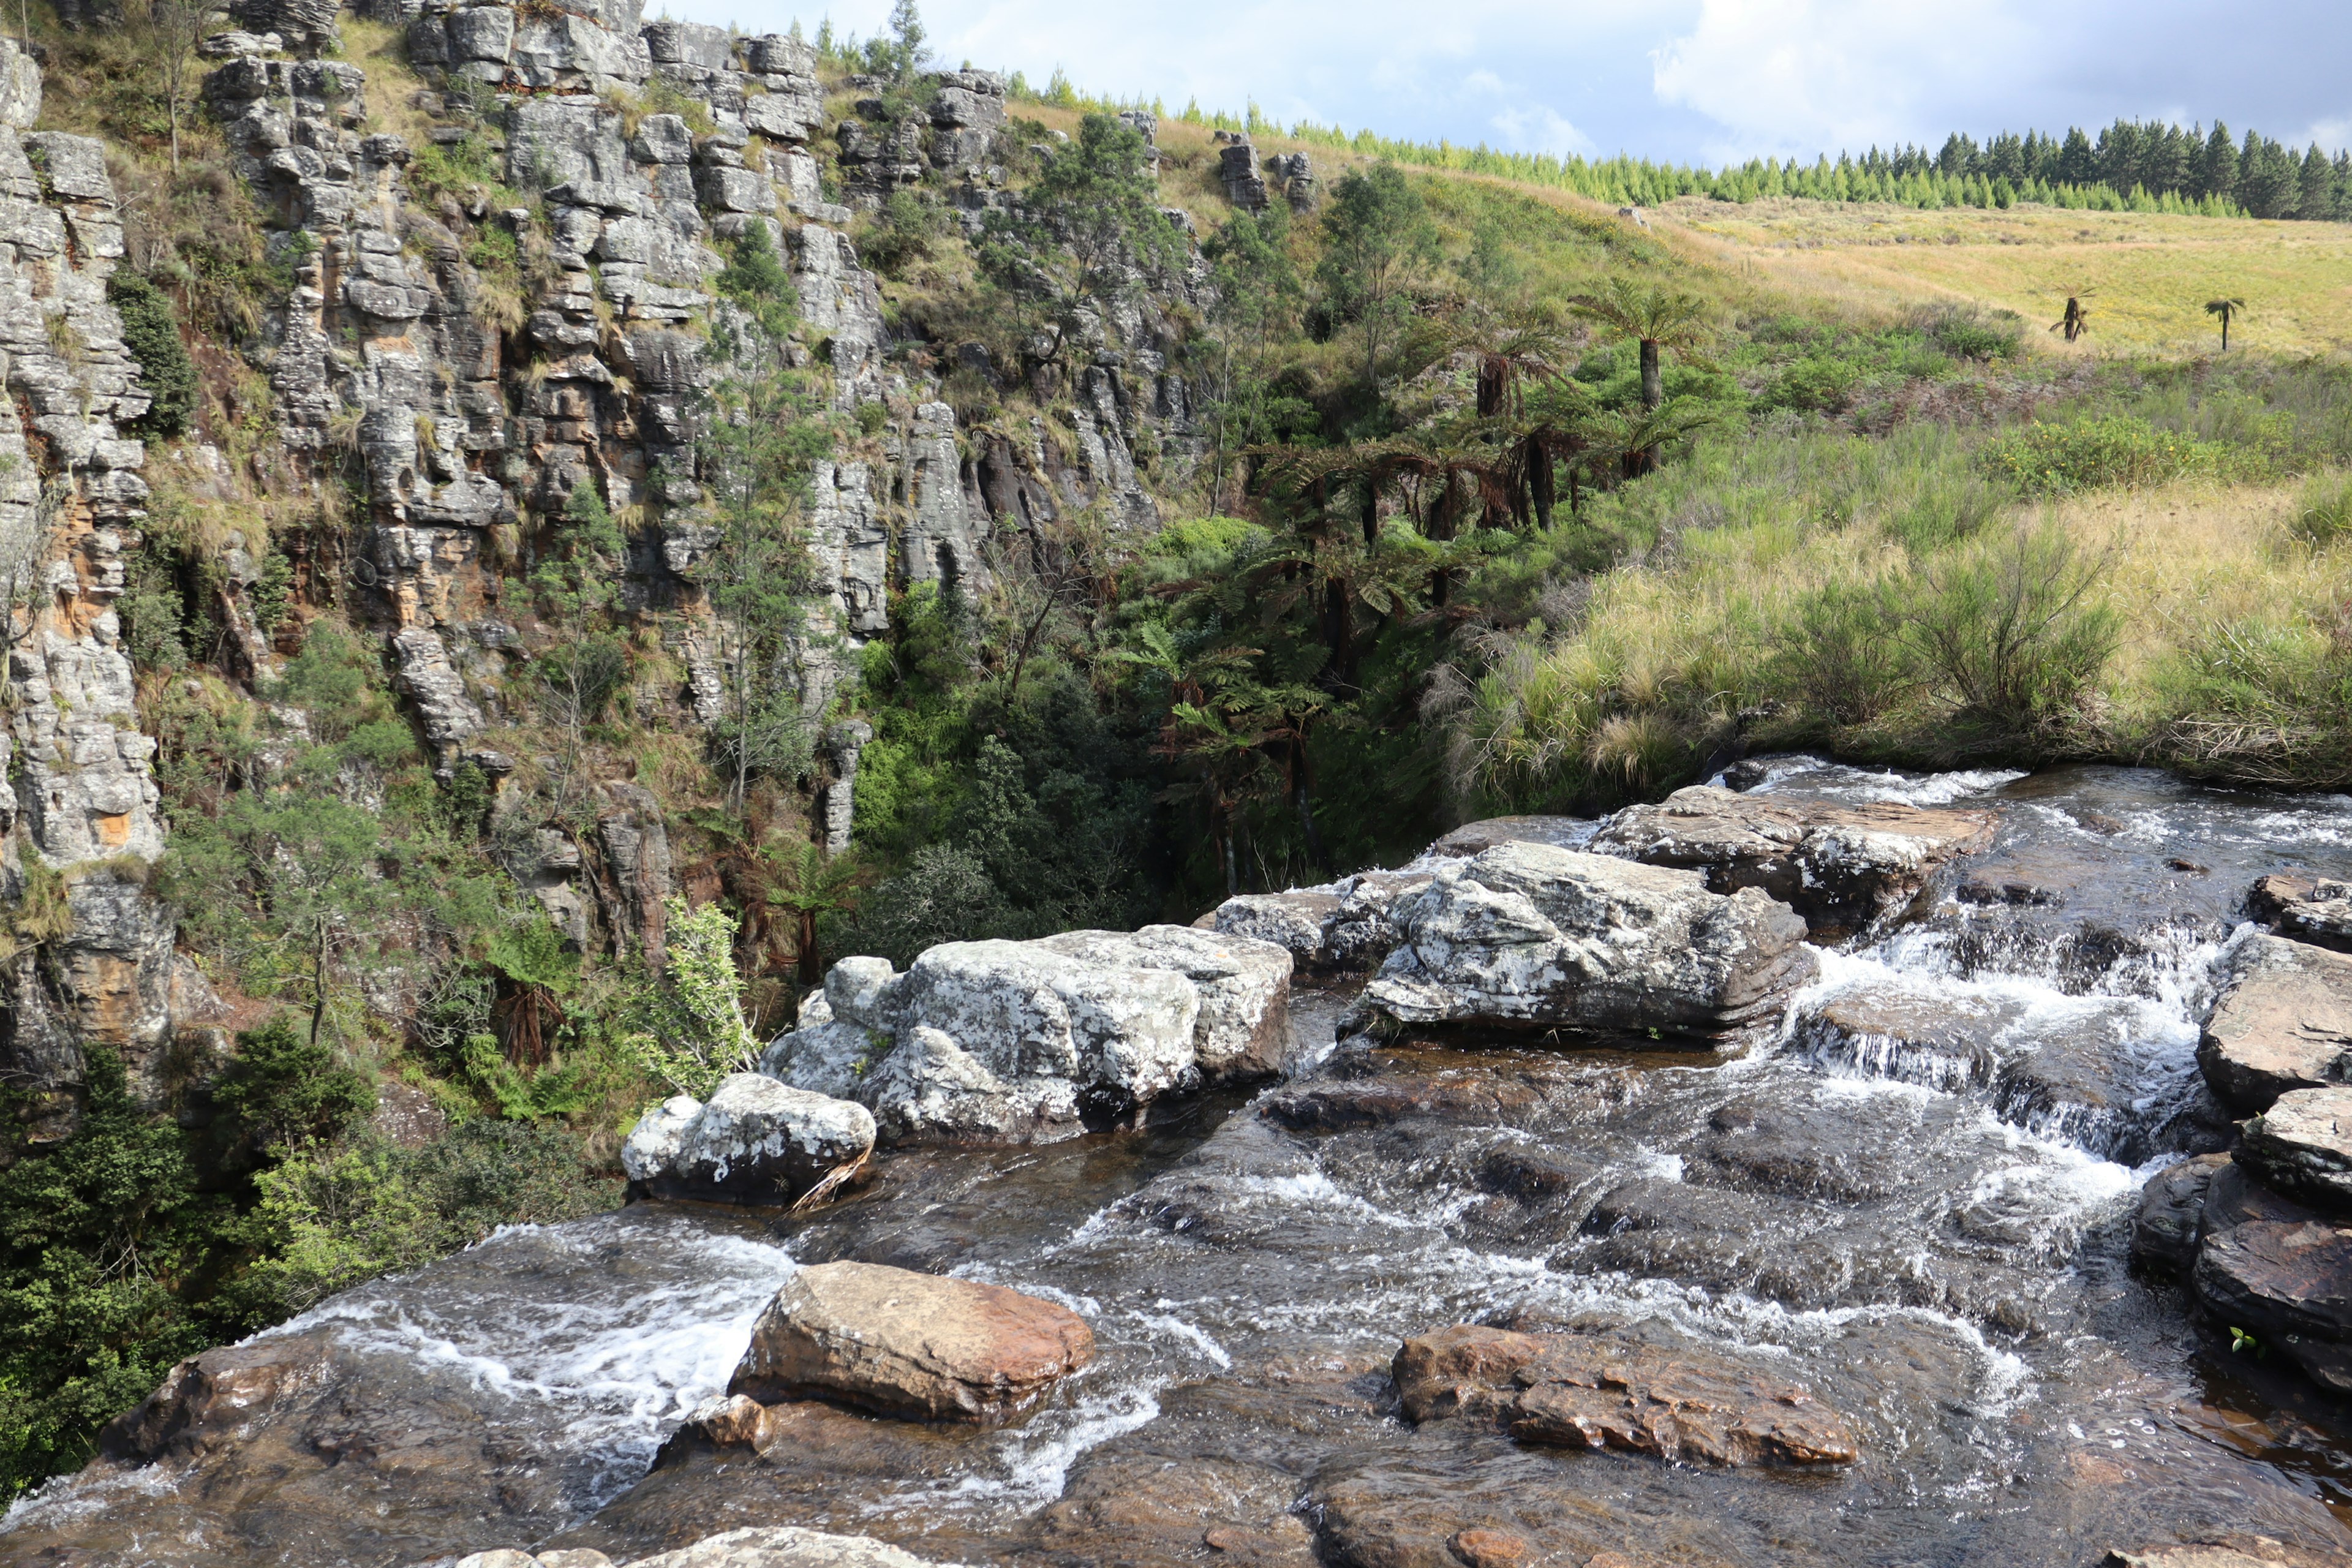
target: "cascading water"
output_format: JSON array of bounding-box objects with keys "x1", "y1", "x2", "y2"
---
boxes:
[{"x1": 9, "y1": 760, "x2": 2352, "y2": 1568}]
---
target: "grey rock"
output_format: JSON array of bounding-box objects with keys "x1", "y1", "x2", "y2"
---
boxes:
[
  {"x1": 2194, "y1": 1215, "x2": 2352, "y2": 1394},
  {"x1": 2239, "y1": 1087, "x2": 2352, "y2": 1212},
  {"x1": 2198, "y1": 933, "x2": 2352, "y2": 1112},
  {"x1": 625, "y1": 1073, "x2": 875, "y2": 1208},
  {"x1": 763, "y1": 927, "x2": 1292, "y2": 1144},
  {"x1": 1588, "y1": 784, "x2": 1996, "y2": 940},
  {"x1": 1208, "y1": 872, "x2": 1430, "y2": 973},
  {"x1": 0, "y1": 39, "x2": 39, "y2": 129},
  {"x1": 391, "y1": 626, "x2": 486, "y2": 761},
  {"x1": 642, "y1": 19, "x2": 733, "y2": 69},
  {"x1": 597, "y1": 781, "x2": 673, "y2": 963},
  {"x1": 1354, "y1": 842, "x2": 1817, "y2": 1041}
]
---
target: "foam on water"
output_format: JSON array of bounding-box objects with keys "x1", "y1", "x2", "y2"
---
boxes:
[{"x1": 278, "y1": 1213, "x2": 796, "y2": 1501}]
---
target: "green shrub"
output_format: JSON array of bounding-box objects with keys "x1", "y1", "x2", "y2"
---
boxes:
[
  {"x1": 108, "y1": 272, "x2": 196, "y2": 438},
  {"x1": 1924, "y1": 308, "x2": 2024, "y2": 362},
  {"x1": 1763, "y1": 355, "x2": 1863, "y2": 414},
  {"x1": 1981, "y1": 415, "x2": 2235, "y2": 494},
  {"x1": 1900, "y1": 524, "x2": 2118, "y2": 733},
  {"x1": 1770, "y1": 578, "x2": 1913, "y2": 725}
]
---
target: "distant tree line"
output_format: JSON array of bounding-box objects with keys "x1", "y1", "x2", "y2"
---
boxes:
[{"x1": 998, "y1": 66, "x2": 2348, "y2": 224}]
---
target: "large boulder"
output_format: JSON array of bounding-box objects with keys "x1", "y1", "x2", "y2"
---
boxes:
[
  {"x1": 1587, "y1": 784, "x2": 1995, "y2": 939},
  {"x1": 2197, "y1": 935, "x2": 2352, "y2": 1112},
  {"x1": 622, "y1": 1074, "x2": 875, "y2": 1208},
  {"x1": 1392, "y1": 1324, "x2": 1856, "y2": 1468},
  {"x1": 762, "y1": 927, "x2": 1292, "y2": 1144},
  {"x1": 2239, "y1": 1087, "x2": 2352, "y2": 1212},
  {"x1": 1351, "y1": 843, "x2": 1815, "y2": 1041},
  {"x1": 727, "y1": 1261, "x2": 1094, "y2": 1425}
]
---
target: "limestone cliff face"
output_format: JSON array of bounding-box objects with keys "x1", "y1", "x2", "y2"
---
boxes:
[
  {"x1": 0, "y1": 38, "x2": 190, "y2": 1139},
  {"x1": 0, "y1": 7, "x2": 1209, "y2": 1142}
]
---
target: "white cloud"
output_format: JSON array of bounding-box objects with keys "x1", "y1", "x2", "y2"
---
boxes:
[
  {"x1": 1651, "y1": 0, "x2": 2032, "y2": 160},
  {"x1": 1490, "y1": 105, "x2": 1595, "y2": 158}
]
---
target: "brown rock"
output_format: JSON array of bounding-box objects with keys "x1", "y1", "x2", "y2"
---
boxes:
[
  {"x1": 2197, "y1": 935, "x2": 2352, "y2": 1112},
  {"x1": 728, "y1": 1261, "x2": 1095, "y2": 1425},
  {"x1": 1392, "y1": 1324, "x2": 1857, "y2": 1468},
  {"x1": 2103, "y1": 1543, "x2": 2339, "y2": 1568},
  {"x1": 1588, "y1": 784, "x2": 1995, "y2": 939},
  {"x1": 97, "y1": 1332, "x2": 331, "y2": 1461},
  {"x1": 1449, "y1": 1527, "x2": 1532, "y2": 1568}
]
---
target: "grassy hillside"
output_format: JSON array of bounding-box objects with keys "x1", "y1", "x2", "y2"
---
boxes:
[{"x1": 1668, "y1": 198, "x2": 2352, "y2": 356}]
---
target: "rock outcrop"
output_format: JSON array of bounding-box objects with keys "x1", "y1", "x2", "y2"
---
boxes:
[
  {"x1": 2198, "y1": 934, "x2": 2352, "y2": 1111},
  {"x1": 1588, "y1": 784, "x2": 1996, "y2": 939},
  {"x1": 621, "y1": 1074, "x2": 874, "y2": 1208},
  {"x1": 761, "y1": 927, "x2": 1292, "y2": 1144},
  {"x1": 727, "y1": 1260, "x2": 1094, "y2": 1423},
  {"x1": 1350, "y1": 843, "x2": 1816, "y2": 1041},
  {"x1": 1392, "y1": 1324, "x2": 1858, "y2": 1468}
]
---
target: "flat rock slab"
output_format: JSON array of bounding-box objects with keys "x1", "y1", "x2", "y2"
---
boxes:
[
  {"x1": 1427, "y1": 816, "x2": 1593, "y2": 858},
  {"x1": 623, "y1": 1075, "x2": 875, "y2": 1208},
  {"x1": 1588, "y1": 784, "x2": 1994, "y2": 940},
  {"x1": 2238, "y1": 1087, "x2": 2352, "y2": 1212},
  {"x1": 1353, "y1": 843, "x2": 1815, "y2": 1041},
  {"x1": 2198, "y1": 935, "x2": 2352, "y2": 1112},
  {"x1": 625, "y1": 1527, "x2": 956, "y2": 1568},
  {"x1": 728, "y1": 1261, "x2": 1094, "y2": 1425},
  {"x1": 2193, "y1": 1218, "x2": 2352, "y2": 1395},
  {"x1": 2250, "y1": 873, "x2": 2352, "y2": 954},
  {"x1": 1392, "y1": 1324, "x2": 1857, "y2": 1468}
]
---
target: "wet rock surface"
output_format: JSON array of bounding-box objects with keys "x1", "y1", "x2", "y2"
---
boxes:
[
  {"x1": 1588, "y1": 783, "x2": 1995, "y2": 938},
  {"x1": 726, "y1": 1261, "x2": 1095, "y2": 1424},
  {"x1": 17, "y1": 763, "x2": 2352, "y2": 1568},
  {"x1": 2250, "y1": 874, "x2": 2352, "y2": 953}
]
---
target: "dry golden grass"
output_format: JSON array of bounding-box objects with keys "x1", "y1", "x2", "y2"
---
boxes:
[{"x1": 1662, "y1": 196, "x2": 2352, "y2": 356}]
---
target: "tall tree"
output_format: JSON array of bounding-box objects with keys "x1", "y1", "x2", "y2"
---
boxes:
[
  {"x1": 139, "y1": 0, "x2": 215, "y2": 176},
  {"x1": 1570, "y1": 277, "x2": 1710, "y2": 414},
  {"x1": 1315, "y1": 162, "x2": 1438, "y2": 390},
  {"x1": 2204, "y1": 296, "x2": 2245, "y2": 351},
  {"x1": 2199, "y1": 122, "x2": 2237, "y2": 204},
  {"x1": 1201, "y1": 202, "x2": 1303, "y2": 509}
]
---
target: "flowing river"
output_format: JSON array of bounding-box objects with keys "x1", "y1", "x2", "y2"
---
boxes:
[{"x1": 9, "y1": 760, "x2": 2352, "y2": 1568}]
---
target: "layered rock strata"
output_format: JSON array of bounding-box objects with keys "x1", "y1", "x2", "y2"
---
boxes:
[
  {"x1": 1392, "y1": 1324, "x2": 1858, "y2": 1468},
  {"x1": 760, "y1": 926, "x2": 1293, "y2": 1144},
  {"x1": 1350, "y1": 843, "x2": 1816, "y2": 1041}
]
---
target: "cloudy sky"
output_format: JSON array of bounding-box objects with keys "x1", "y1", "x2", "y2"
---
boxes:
[{"x1": 652, "y1": 0, "x2": 2352, "y2": 168}]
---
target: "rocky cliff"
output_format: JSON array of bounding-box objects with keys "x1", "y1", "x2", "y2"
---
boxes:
[{"x1": 0, "y1": 4, "x2": 1207, "y2": 1150}]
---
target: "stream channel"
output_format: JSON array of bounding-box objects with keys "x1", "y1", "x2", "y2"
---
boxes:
[{"x1": 8, "y1": 759, "x2": 2352, "y2": 1567}]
